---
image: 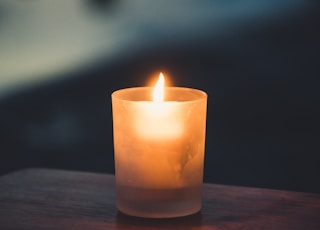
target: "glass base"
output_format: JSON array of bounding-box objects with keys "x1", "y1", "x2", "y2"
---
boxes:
[{"x1": 116, "y1": 184, "x2": 202, "y2": 218}]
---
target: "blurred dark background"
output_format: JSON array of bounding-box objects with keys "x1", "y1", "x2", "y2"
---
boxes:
[{"x1": 0, "y1": 0, "x2": 319, "y2": 193}]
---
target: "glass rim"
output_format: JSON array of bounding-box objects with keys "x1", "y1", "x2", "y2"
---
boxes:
[{"x1": 111, "y1": 87, "x2": 207, "y2": 103}]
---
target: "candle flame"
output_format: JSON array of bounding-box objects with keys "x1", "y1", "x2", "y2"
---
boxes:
[{"x1": 153, "y1": 72, "x2": 165, "y2": 102}]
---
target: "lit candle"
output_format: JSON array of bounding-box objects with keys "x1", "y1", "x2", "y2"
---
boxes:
[
  {"x1": 112, "y1": 73, "x2": 207, "y2": 218},
  {"x1": 135, "y1": 73, "x2": 183, "y2": 141}
]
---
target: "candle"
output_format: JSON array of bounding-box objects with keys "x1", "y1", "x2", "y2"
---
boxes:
[{"x1": 112, "y1": 73, "x2": 207, "y2": 218}]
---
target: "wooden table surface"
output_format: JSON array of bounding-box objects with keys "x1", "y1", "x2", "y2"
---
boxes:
[{"x1": 0, "y1": 168, "x2": 319, "y2": 230}]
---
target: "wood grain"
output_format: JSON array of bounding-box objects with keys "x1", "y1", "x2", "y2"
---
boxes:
[{"x1": 0, "y1": 168, "x2": 319, "y2": 229}]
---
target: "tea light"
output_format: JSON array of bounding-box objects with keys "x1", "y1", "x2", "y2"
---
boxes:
[{"x1": 112, "y1": 73, "x2": 207, "y2": 218}]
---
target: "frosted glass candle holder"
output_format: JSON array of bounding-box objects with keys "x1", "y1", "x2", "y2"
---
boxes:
[{"x1": 112, "y1": 87, "x2": 207, "y2": 218}]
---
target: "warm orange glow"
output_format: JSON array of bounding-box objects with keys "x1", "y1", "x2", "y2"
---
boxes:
[{"x1": 153, "y1": 72, "x2": 165, "y2": 102}]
